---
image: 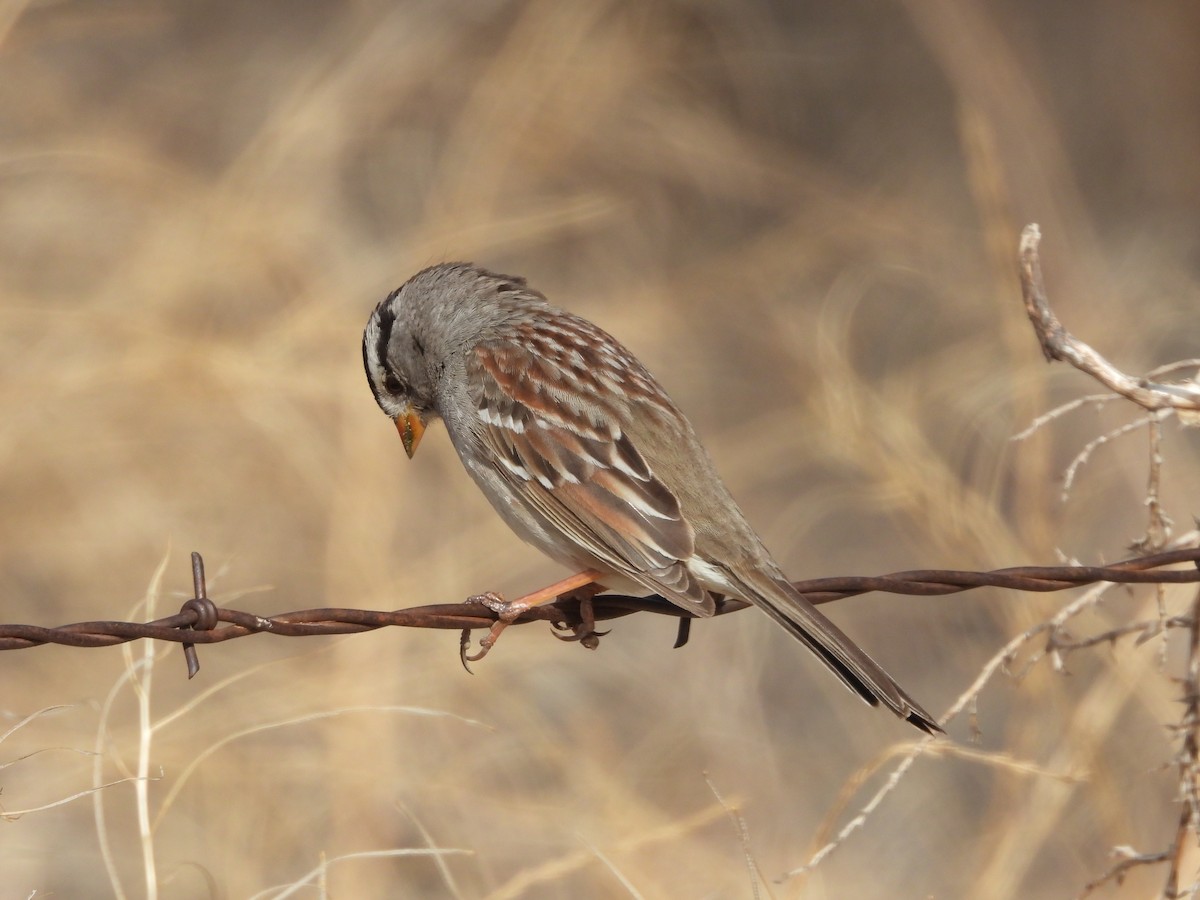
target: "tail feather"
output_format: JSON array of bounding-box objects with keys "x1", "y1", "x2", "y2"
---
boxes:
[{"x1": 736, "y1": 569, "x2": 941, "y2": 734}]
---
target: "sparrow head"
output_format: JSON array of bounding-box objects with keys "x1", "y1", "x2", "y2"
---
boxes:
[{"x1": 362, "y1": 262, "x2": 546, "y2": 456}]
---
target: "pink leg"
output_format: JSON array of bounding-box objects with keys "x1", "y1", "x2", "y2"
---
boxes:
[{"x1": 461, "y1": 570, "x2": 603, "y2": 665}]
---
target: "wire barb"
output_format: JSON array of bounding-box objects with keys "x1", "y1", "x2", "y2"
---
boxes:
[{"x1": 178, "y1": 551, "x2": 218, "y2": 678}]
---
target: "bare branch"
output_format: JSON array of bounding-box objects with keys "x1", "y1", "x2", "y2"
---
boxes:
[
  {"x1": 1078, "y1": 846, "x2": 1172, "y2": 899},
  {"x1": 1019, "y1": 224, "x2": 1200, "y2": 413},
  {"x1": 1011, "y1": 392, "x2": 1121, "y2": 441},
  {"x1": 1060, "y1": 411, "x2": 1169, "y2": 502},
  {"x1": 1018, "y1": 226, "x2": 1200, "y2": 898}
]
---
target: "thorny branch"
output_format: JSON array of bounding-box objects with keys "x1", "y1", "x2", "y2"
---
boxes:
[
  {"x1": 788, "y1": 226, "x2": 1200, "y2": 891},
  {"x1": 1018, "y1": 223, "x2": 1200, "y2": 897},
  {"x1": 1077, "y1": 591, "x2": 1200, "y2": 899},
  {"x1": 1012, "y1": 226, "x2": 1200, "y2": 896},
  {"x1": 1169, "y1": 588, "x2": 1200, "y2": 898},
  {"x1": 1018, "y1": 224, "x2": 1200, "y2": 415},
  {"x1": 1017, "y1": 225, "x2": 1200, "y2": 511}
]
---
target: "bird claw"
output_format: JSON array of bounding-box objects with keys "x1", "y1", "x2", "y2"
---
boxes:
[
  {"x1": 550, "y1": 594, "x2": 606, "y2": 649},
  {"x1": 551, "y1": 621, "x2": 610, "y2": 648},
  {"x1": 459, "y1": 591, "x2": 535, "y2": 668},
  {"x1": 457, "y1": 575, "x2": 607, "y2": 667}
]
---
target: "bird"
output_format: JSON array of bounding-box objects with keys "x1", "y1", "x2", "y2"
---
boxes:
[{"x1": 363, "y1": 262, "x2": 940, "y2": 734}]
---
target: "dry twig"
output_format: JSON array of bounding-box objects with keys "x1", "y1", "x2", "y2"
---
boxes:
[
  {"x1": 1018, "y1": 224, "x2": 1200, "y2": 414},
  {"x1": 1018, "y1": 224, "x2": 1200, "y2": 896},
  {"x1": 787, "y1": 227, "x2": 1200, "y2": 889}
]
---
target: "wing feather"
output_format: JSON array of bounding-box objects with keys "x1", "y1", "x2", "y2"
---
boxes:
[{"x1": 469, "y1": 336, "x2": 714, "y2": 615}]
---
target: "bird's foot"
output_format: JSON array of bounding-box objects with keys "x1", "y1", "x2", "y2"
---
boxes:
[
  {"x1": 551, "y1": 586, "x2": 609, "y2": 649},
  {"x1": 458, "y1": 570, "x2": 604, "y2": 669},
  {"x1": 459, "y1": 591, "x2": 519, "y2": 669}
]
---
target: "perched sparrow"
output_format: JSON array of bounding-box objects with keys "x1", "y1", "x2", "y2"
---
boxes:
[{"x1": 363, "y1": 263, "x2": 939, "y2": 733}]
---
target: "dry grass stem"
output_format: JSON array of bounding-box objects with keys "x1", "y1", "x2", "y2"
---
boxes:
[{"x1": 3, "y1": 5, "x2": 1197, "y2": 895}]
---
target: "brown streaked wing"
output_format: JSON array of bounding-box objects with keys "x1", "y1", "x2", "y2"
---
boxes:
[{"x1": 469, "y1": 338, "x2": 715, "y2": 615}]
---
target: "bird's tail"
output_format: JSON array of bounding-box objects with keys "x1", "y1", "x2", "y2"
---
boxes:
[{"x1": 736, "y1": 568, "x2": 941, "y2": 734}]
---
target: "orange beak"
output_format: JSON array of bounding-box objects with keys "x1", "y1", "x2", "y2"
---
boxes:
[{"x1": 395, "y1": 406, "x2": 426, "y2": 459}]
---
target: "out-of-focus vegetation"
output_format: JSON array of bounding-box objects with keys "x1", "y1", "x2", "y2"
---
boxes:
[{"x1": 1, "y1": 1, "x2": 1198, "y2": 896}]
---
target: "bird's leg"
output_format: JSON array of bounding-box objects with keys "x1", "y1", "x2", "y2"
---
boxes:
[{"x1": 460, "y1": 569, "x2": 603, "y2": 665}]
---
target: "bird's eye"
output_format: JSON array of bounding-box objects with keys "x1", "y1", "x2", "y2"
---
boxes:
[{"x1": 384, "y1": 371, "x2": 406, "y2": 396}]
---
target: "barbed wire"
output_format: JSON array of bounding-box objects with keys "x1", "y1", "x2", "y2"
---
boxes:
[{"x1": 2, "y1": 548, "x2": 1198, "y2": 679}]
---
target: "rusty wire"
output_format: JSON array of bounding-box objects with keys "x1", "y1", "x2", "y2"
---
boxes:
[{"x1": 2, "y1": 548, "x2": 1198, "y2": 678}]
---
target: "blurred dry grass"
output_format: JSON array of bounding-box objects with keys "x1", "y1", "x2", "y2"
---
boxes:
[{"x1": 1, "y1": 0, "x2": 1198, "y2": 896}]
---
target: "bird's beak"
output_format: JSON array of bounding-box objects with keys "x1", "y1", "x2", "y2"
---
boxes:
[{"x1": 395, "y1": 406, "x2": 426, "y2": 459}]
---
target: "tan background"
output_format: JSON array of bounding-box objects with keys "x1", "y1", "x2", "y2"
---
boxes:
[{"x1": 1, "y1": 1, "x2": 1198, "y2": 896}]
